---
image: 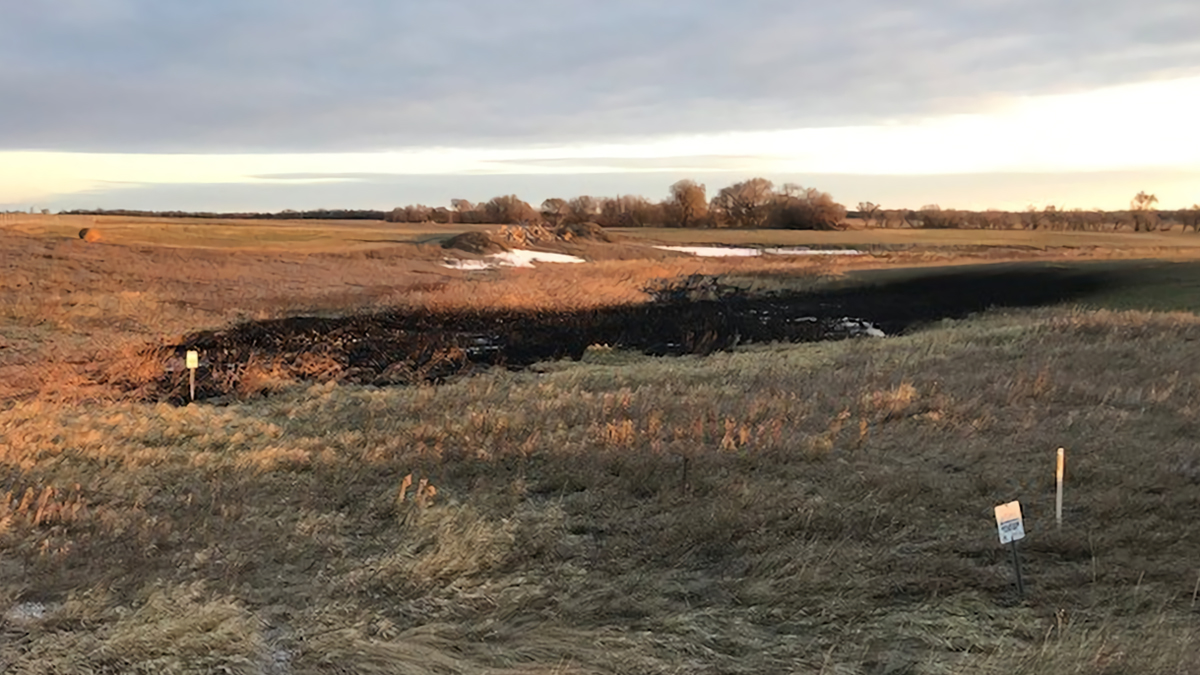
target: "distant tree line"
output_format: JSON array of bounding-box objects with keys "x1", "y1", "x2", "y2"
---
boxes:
[
  {"x1": 59, "y1": 208, "x2": 389, "y2": 221},
  {"x1": 60, "y1": 184, "x2": 1200, "y2": 232},
  {"x1": 856, "y1": 192, "x2": 1200, "y2": 232},
  {"x1": 384, "y1": 179, "x2": 846, "y2": 230}
]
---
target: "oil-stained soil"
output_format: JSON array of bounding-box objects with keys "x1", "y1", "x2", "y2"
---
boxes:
[{"x1": 157, "y1": 264, "x2": 1113, "y2": 403}]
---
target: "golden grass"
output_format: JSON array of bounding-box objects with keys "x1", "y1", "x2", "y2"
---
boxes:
[
  {"x1": 0, "y1": 222, "x2": 848, "y2": 402},
  {"x1": 4, "y1": 583, "x2": 265, "y2": 674},
  {"x1": 2, "y1": 213, "x2": 487, "y2": 252},
  {"x1": 619, "y1": 224, "x2": 1200, "y2": 252},
  {"x1": 5, "y1": 217, "x2": 1200, "y2": 672},
  {"x1": 4, "y1": 308, "x2": 1200, "y2": 672}
]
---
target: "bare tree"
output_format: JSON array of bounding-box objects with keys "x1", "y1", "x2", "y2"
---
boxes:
[
  {"x1": 772, "y1": 187, "x2": 847, "y2": 230},
  {"x1": 450, "y1": 198, "x2": 476, "y2": 224},
  {"x1": 916, "y1": 205, "x2": 964, "y2": 229},
  {"x1": 980, "y1": 209, "x2": 1008, "y2": 230},
  {"x1": 712, "y1": 178, "x2": 775, "y2": 228},
  {"x1": 540, "y1": 198, "x2": 569, "y2": 227},
  {"x1": 878, "y1": 209, "x2": 909, "y2": 228},
  {"x1": 1019, "y1": 205, "x2": 1040, "y2": 230},
  {"x1": 1042, "y1": 205, "x2": 1065, "y2": 231},
  {"x1": 1131, "y1": 191, "x2": 1159, "y2": 232},
  {"x1": 404, "y1": 204, "x2": 433, "y2": 223},
  {"x1": 857, "y1": 201, "x2": 881, "y2": 228},
  {"x1": 483, "y1": 195, "x2": 539, "y2": 224},
  {"x1": 1132, "y1": 191, "x2": 1159, "y2": 210},
  {"x1": 664, "y1": 180, "x2": 709, "y2": 228},
  {"x1": 599, "y1": 195, "x2": 663, "y2": 227},
  {"x1": 1177, "y1": 205, "x2": 1200, "y2": 233},
  {"x1": 566, "y1": 196, "x2": 601, "y2": 224}
]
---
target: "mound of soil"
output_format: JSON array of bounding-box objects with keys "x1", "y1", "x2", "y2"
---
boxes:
[
  {"x1": 78, "y1": 228, "x2": 102, "y2": 243},
  {"x1": 442, "y1": 231, "x2": 509, "y2": 254},
  {"x1": 557, "y1": 222, "x2": 617, "y2": 243}
]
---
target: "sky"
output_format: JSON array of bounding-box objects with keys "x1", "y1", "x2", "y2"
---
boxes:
[{"x1": 2, "y1": 0, "x2": 1199, "y2": 213}]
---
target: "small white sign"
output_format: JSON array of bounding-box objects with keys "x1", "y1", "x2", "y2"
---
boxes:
[
  {"x1": 995, "y1": 500, "x2": 1025, "y2": 544},
  {"x1": 186, "y1": 350, "x2": 199, "y2": 370}
]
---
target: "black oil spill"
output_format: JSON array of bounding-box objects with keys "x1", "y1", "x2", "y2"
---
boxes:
[{"x1": 157, "y1": 264, "x2": 1111, "y2": 403}]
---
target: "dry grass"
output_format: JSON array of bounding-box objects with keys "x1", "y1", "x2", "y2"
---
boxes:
[
  {"x1": 4, "y1": 217, "x2": 1200, "y2": 672},
  {"x1": 2, "y1": 213, "x2": 484, "y2": 252},
  {"x1": 4, "y1": 308, "x2": 1200, "y2": 672},
  {"x1": 0, "y1": 220, "x2": 848, "y2": 402},
  {"x1": 620, "y1": 224, "x2": 1200, "y2": 253}
]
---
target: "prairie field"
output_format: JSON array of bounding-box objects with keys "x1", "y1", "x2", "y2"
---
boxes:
[
  {"x1": 9, "y1": 212, "x2": 1200, "y2": 255},
  {"x1": 3, "y1": 215, "x2": 1200, "y2": 673}
]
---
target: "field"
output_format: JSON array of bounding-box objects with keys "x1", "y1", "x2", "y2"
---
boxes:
[
  {"x1": 3, "y1": 214, "x2": 1200, "y2": 673},
  {"x1": 9, "y1": 213, "x2": 1200, "y2": 254}
]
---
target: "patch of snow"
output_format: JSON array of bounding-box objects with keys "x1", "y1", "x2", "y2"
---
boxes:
[
  {"x1": 442, "y1": 258, "x2": 495, "y2": 270},
  {"x1": 838, "y1": 318, "x2": 886, "y2": 337},
  {"x1": 656, "y1": 245, "x2": 864, "y2": 257},
  {"x1": 443, "y1": 249, "x2": 586, "y2": 270},
  {"x1": 5, "y1": 602, "x2": 48, "y2": 623},
  {"x1": 493, "y1": 250, "x2": 586, "y2": 267},
  {"x1": 765, "y1": 247, "x2": 864, "y2": 256},
  {"x1": 654, "y1": 245, "x2": 762, "y2": 257}
]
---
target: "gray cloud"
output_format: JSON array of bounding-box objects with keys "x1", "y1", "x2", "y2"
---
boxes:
[
  {"x1": 482, "y1": 156, "x2": 769, "y2": 170},
  {"x1": 2, "y1": 1, "x2": 1199, "y2": 152}
]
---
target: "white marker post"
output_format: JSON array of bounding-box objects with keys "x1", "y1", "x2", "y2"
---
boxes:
[
  {"x1": 186, "y1": 350, "x2": 199, "y2": 401},
  {"x1": 1056, "y1": 448, "x2": 1065, "y2": 530},
  {"x1": 995, "y1": 500, "x2": 1026, "y2": 597}
]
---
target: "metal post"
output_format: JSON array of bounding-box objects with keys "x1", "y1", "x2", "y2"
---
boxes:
[
  {"x1": 1010, "y1": 540, "x2": 1025, "y2": 597},
  {"x1": 189, "y1": 369, "x2": 195, "y2": 402}
]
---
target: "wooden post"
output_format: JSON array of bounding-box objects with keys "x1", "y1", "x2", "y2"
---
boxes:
[
  {"x1": 186, "y1": 350, "x2": 199, "y2": 401},
  {"x1": 1056, "y1": 447, "x2": 1065, "y2": 530}
]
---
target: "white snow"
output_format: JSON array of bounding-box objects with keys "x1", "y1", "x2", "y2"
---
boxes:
[
  {"x1": 442, "y1": 258, "x2": 495, "y2": 270},
  {"x1": 5, "y1": 602, "x2": 48, "y2": 623},
  {"x1": 765, "y1": 247, "x2": 864, "y2": 256},
  {"x1": 443, "y1": 244, "x2": 863, "y2": 269},
  {"x1": 443, "y1": 249, "x2": 586, "y2": 270},
  {"x1": 654, "y1": 245, "x2": 863, "y2": 257},
  {"x1": 654, "y1": 245, "x2": 762, "y2": 257},
  {"x1": 494, "y1": 250, "x2": 586, "y2": 267},
  {"x1": 838, "y1": 318, "x2": 887, "y2": 337}
]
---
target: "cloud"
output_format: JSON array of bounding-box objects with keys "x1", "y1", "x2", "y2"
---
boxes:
[
  {"x1": 480, "y1": 156, "x2": 774, "y2": 172},
  {"x1": 3, "y1": 0, "x2": 1198, "y2": 152}
]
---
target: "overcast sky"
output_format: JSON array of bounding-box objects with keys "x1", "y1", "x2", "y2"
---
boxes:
[{"x1": 2, "y1": 0, "x2": 1199, "y2": 211}]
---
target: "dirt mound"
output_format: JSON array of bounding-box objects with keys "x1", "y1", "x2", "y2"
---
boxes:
[
  {"x1": 78, "y1": 228, "x2": 102, "y2": 243},
  {"x1": 441, "y1": 231, "x2": 509, "y2": 254},
  {"x1": 557, "y1": 221, "x2": 617, "y2": 242}
]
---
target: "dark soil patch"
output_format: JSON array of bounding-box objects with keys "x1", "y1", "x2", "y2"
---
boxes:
[
  {"x1": 155, "y1": 263, "x2": 1120, "y2": 403},
  {"x1": 557, "y1": 222, "x2": 618, "y2": 242},
  {"x1": 442, "y1": 231, "x2": 509, "y2": 254}
]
